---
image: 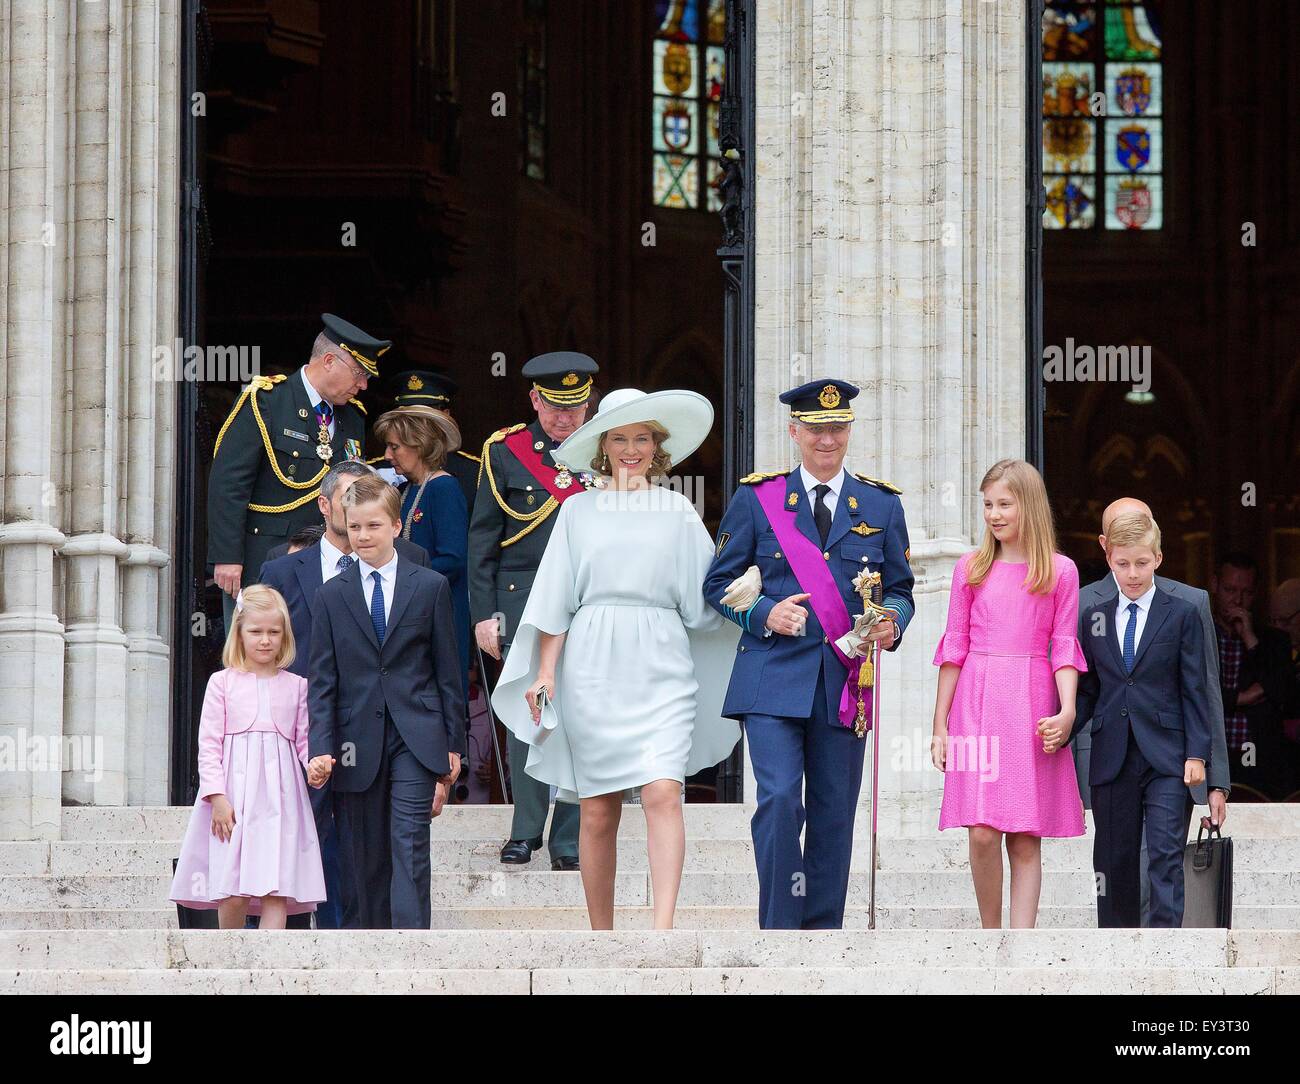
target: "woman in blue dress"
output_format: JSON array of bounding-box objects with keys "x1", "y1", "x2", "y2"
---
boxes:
[{"x1": 374, "y1": 405, "x2": 470, "y2": 693}]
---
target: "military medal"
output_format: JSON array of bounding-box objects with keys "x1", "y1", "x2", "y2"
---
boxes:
[{"x1": 554, "y1": 468, "x2": 574, "y2": 490}]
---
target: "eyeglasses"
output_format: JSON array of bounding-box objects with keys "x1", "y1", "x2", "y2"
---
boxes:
[{"x1": 331, "y1": 352, "x2": 368, "y2": 384}]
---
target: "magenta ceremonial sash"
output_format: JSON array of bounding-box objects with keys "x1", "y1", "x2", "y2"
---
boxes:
[
  {"x1": 503, "y1": 428, "x2": 585, "y2": 504},
  {"x1": 752, "y1": 478, "x2": 871, "y2": 730}
]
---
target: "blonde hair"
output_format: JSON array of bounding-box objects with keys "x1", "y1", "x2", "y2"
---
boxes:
[
  {"x1": 968, "y1": 458, "x2": 1058, "y2": 594},
  {"x1": 1106, "y1": 510, "x2": 1161, "y2": 555},
  {"x1": 340, "y1": 473, "x2": 402, "y2": 522},
  {"x1": 222, "y1": 584, "x2": 296, "y2": 670},
  {"x1": 592, "y1": 421, "x2": 673, "y2": 479},
  {"x1": 374, "y1": 407, "x2": 461, "y2": 473}
]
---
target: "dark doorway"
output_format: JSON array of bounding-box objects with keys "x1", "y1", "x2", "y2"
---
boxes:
[{"x1": 172, "y1": 0, "x2": 756, "y2": 803}]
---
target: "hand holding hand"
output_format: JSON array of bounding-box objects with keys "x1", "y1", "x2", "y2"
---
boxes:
[
  {"x1": 307, "y1": 755, "x2": 335, "y2": 788},
  {"x1": 209, "y1": 794, "x2": 236, "y2": 842},
  {"x1": 1037, "y1": 711, "x2": 1074, "y2": 754},
  {"x1": 766, "y1": 593, "x2": 810, "y2": 637},
  {"x1": 1184, "y1": 758, "x2": 1206, "y2": 787}
]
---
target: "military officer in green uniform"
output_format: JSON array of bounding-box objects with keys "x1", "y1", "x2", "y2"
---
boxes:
[
  {"x1": 388, "y1": 368, "x2": 481, "y2": 512},
  {"x1": 207, "y1": 313, "x2": 388, "y2": 624},
  {"x1": 469, "y1": 351, "x2": 599, "y2": 869}
]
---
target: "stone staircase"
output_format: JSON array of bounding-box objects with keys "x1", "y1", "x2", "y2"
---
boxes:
[{"x1": 2, "y1": 802, "x2": 1296, "y2": 992}]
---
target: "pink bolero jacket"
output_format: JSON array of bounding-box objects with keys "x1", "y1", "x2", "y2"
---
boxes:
[{"x1": 197, "y1": 668, "x2": 310, "y2": 801}]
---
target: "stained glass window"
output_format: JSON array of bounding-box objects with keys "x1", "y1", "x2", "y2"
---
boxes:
[
  {"x1": 1042, "y1": 1, "x2": 1163, "y2": 231},
  {"x1": 520, "y1": 0, "x2": 547, "y2": 181},
  {"x1": 652, "y1": 0, "x2": 726, "y2": 211}
]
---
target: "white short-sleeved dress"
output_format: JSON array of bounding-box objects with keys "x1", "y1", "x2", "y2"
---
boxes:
[{"x1": 491, "y1": 485, "x2": 741, "y2": 801}]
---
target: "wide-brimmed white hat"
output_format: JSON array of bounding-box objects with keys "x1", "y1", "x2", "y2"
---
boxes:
[{"x1": 553, "y1": 388, "x2": 714, "y2": 473}]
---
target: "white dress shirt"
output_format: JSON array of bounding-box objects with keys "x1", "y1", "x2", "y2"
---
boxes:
[
  {"x1": 1113, "y1": 576, "x2": 1157, "y2": 655},
  {"x1": 799, "y1": 465, "x2": 846, "y2": 516},
  {"x1": 301, "y1": 368, "x2": 335, "y2": 438},
  {"x1": 320, "y1": 534, "x2": 351, "y2": 583},
  {"x1": 358, "y1": 552, "x2": 399, "y2": 624}
]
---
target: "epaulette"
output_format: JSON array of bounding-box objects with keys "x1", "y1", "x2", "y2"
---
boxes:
[
  {"x1": 738, "y1": 470, "x2": 791, "y2": 485},
  {"x1": 252, "y1": 373, "x2": 286, "y2": 392},
  {"x1": 348, "y1": 397, "x2": 367, "y2": 415},
  {"x1": 456, "y1": 448, "x2": 482, "y2": 464},
  {"x1": 481, "y1": 422, "x2": 528, "y2": 452},
  {"x1": 854, "y1": 473, "x2": 902, "y2": 494}
]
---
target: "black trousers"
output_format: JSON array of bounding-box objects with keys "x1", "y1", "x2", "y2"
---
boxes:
[
  {"x1": 332, "y1": 711, "x2": 437, "y2": 929},
  {"x1": 1092, "y1": 732, "x2": 1192, "y2": 929}
]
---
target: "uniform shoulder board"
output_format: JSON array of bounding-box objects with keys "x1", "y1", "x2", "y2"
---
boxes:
[
  {"x1": 456, "y1": 448, "x2": 482, "y2": 464},
  {"x1": 854, "y1": 473, "x2": 903, "y2": 495},
  {"x1": 251, "y1": 375, "x2": 276, "y2": 392},
  {"x1": 738, "y1": 470, "x2": 790, "y2": 485},
  {"x1": 348, "y1": 396, "x2": 367, "y2": 415},
  {"x1": 482, "y1": 422, "x2": 528, "y2": 451}
]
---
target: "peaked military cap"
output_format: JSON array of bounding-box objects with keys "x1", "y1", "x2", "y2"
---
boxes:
[
  {"x1": 780, "y1": 378, "x2": 858, "y2": 424},
  {"x1": 321, "y1": 313, "x2": 391, "y2": 378},
  {"x1": 521, "y1": 351, "x2": 599, "y2": 407},
  {"x1": 391, "y1": 368, "x2": 457, "y2": 408}
]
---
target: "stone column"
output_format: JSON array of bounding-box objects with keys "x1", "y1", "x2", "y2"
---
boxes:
[
  {"x1": 1, "y1": 1, "x2": 179, "y2": 831},
  {"x1": 122, "y1": 0, "x2": 180, "y2": 805},
  {"x1": 754, "y1": 0, "x2": 1028, "y2": 812},
  {"x1": 0, "y1": 0, "x2": 71, "y2": 840}
]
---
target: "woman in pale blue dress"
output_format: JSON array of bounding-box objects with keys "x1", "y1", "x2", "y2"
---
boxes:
[{"x1": 491, "y1": 389, "x2": 740, "y2": 930}]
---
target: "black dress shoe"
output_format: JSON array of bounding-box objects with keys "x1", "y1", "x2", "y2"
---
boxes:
[
  {"x1": 551, "y1": 855, "x2": 580, "y2": 872},
  {"x1": 500, "y1": 837, "x2": 543, "y2": 864}
]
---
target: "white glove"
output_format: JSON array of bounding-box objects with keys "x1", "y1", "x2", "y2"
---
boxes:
[
  {"x1": 835, "y1": 608, "x2": 885, "y2": 658},
  {"x1": 721, "y1": 565, "x2": 762, "y2": 611}
]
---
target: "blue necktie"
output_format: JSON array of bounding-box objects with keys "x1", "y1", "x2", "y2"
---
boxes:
[
  {"x1": 337, "y1": 554, "x2": 353, "y2": 573},
  {"x1": 369, "y1": 570, "x2": 386, "y2": 645},
  {"x1": 315, "y1": 400, "x2": 334, "y2": 430},
  {"x1": 1122, "y1": 601, "x2": 1139, "y2": 673}
]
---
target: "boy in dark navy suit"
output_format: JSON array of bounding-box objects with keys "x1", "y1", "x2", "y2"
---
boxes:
[{"x1": 1063, "y1": 511, "x2": 1210, "y2": 927}]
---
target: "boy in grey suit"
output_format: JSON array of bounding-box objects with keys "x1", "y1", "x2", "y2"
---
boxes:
[{"x1": 308, "y1": 475, "x2": 466, "y2": 929}]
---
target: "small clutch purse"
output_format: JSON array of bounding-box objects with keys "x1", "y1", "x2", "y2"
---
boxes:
[{"x1": 533, "y1": 687, "x2": 560, "y2": 744}]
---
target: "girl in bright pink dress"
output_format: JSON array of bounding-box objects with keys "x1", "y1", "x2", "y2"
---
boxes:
[
  {"x1": 930, "y1": 459, "x2": 1085, "y2": 928},
  {"x1": 170, "y1": 585, "x2": 325, "y2": 928}
]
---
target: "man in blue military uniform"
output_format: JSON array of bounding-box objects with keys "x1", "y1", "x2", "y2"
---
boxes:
[
  {"x1": 704, "y1": 379, "x2": 915, "y2": 929},
  {"x1": 208, "y1": 313, "x2": 387, "y2": 626}
]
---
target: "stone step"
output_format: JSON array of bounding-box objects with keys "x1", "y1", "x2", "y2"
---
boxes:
[
  {"x1": 7, "y1": 966, "x2": 1291, "y2": 995},
  {"x1": 1, "y1": 927, "x2": 1286, "y2": 969},
  {"x1": 1, "y1": 869, "x2": 1294, "y2": 911},
  {"x1": 56, "y1": 803, "x2": 1300, "y2": 842},
  {"x1": 5, "y1": 903, "x2": 1298, "y2": 930},
  {"x1": 1, "y1": 929, "x2": 1294, "y2": 993},
  {"x1": 8, "y1": 835, "x2": 1298, "y2": 876}
]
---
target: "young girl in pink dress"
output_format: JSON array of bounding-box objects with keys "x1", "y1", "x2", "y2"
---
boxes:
[
  {"x1": 170, "y1": 585, "x2": 326, "y2": 928},
  {"x1": 930, "y1": 458, "x2": 1086, "y2": 929}
]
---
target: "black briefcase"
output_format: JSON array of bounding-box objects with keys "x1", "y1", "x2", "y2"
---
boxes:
[{"x1": 1181, "y1": 818, "x2": 1233, "y2": 928}]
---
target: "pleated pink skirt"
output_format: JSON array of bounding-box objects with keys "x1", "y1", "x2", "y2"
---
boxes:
[{"x1": 170, "y1": 731, "x2": 326, "y2": 914}]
